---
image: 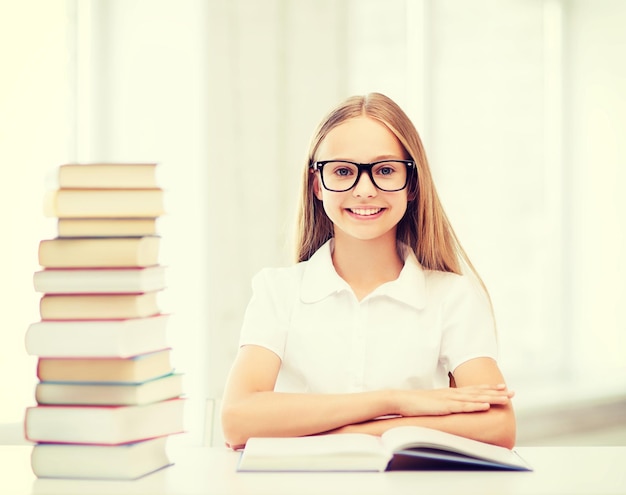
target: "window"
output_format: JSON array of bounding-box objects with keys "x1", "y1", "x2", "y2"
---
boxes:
[{"x1": 2, "y1": 0, "x2": 625, "y2": 444}]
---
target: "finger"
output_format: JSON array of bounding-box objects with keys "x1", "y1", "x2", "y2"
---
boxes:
[
  {"x1": 448, "y1": 401, "x2": 491, "y2": 414},
  {"x1": 461, "y1": 386, "x2": 515, "y2": 398},
  {"x1": 451, "y1": 391, "x2": 512, "y2": 405},
  {"x1": 470, "y1": 383, "x2": 510, "y2": 392}
]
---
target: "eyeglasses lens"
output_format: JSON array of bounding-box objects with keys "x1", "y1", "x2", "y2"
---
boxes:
[{"x1": 322, "y1": 161, "x2": 408, "y2": 192}]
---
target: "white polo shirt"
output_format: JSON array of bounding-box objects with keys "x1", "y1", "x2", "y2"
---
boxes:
[{"x1": 239, "y1": 240, "x2": 497, "y2": 393}]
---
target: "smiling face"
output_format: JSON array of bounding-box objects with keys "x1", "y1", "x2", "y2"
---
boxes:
[{"x1": 313, "y1": 115, "x2": 409, "y2": 244}]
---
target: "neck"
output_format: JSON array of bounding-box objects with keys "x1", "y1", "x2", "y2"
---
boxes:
[{"x1": 331, "y1": 231, "x2": 404, "y2": 300}]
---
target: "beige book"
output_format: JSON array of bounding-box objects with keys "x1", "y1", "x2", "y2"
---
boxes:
[
  {"x1": 44, "y1": 188, "x2": 164, "y2": 218},
  {"x1": 39, "y1": 291, "x2": 160, "y2": 320},
  {"x1": 58, "y1": 218, "x2": 159, "y2": 237},
  {"x1": 53, "y1": 163, "x2": 159, "y2": 189},
  {"x1": 36, "y1": 349, "x2": 173, "y2": 383},
  {"x1": 38, "y1": 236, "x2": 160, "y2": 268}
]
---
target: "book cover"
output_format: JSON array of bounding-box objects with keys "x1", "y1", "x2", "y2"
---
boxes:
[
  {"x1": 38, "y1": 236, "x2": 160, "y2": 268},
  {"x1": 39, "y1": 292, "x2": 161, "y2": 320},
  {"x1": 53, "y1": 163, "x2": 160, "y2": 189},
  {"x1": 35, "y1": 373, "x2": 183, "y2": 406},
  {"x1": 36, "y1": 349, "x2": 173, "y2": 383},
  {"x1": 31, "y1": 436, "x2": 171, "y2": 480},
  {"x1": 57, "y1": 217, "x2": 159, "y2": 237},
  {"x1": 25, "y1": 314, "x2": 170, "y2": 358},
  {"x1": 44, "y1": 188, "x2": 164, "y2": 218},
  {"x1": 33, "y1": 266, "x2": 167, "y2": 294},
  {"x1": 24, "y1": 398, "x2": 185, "y2": 445}
]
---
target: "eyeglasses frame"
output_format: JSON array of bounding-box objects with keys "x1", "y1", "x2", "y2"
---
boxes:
[{"x1": 310, "y1": 159, "x2": 416, "y2": 192}]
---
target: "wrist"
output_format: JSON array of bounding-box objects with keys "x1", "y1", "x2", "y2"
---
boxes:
[{"x1": 382, "y1": 389, "x2": 402, "y2": 416}]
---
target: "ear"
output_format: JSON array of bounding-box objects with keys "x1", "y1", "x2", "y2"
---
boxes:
[{"x1": 312, "y1": 173, "x2": 324, "y2": 201}]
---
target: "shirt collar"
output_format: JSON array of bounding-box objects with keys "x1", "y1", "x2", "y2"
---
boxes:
[
  {"x1": 300, "y1": 239, "x2": 427, "y2": 310},
  {"x1": 300, "y1": 239, "x2": 351, "y2": 303}
]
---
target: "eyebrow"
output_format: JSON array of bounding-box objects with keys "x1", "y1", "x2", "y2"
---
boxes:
[{"x1": 321, "y1": 154, "x2": 406, "y2": 162}]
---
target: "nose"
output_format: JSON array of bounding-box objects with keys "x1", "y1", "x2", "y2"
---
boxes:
[{"x1": 352, "y1": 170, "x2": 377, "y2": 197}]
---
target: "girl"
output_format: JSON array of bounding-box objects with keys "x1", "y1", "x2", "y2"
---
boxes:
[{"x1": 221, "y1": 93, "x2": 516, "y2": 450}]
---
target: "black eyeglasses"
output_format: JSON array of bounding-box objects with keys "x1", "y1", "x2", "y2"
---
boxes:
[{"x1": 310, "y1": 159, "x2": 415, "y2": 192}]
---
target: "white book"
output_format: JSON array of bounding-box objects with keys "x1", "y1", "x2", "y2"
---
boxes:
[
  {"x1": 25, "y1": 398, "x2": 184, "y2": 444},
  {"x1": 33, "y1": 266, "x2": 167, "y2": 294},
  {"x1": 238, "y1": 426, "x2": 532, "y2": 472},
  {"x1": 35, "y1": 373, "x2": 183, "y2": 406},
  {"x1": 25, "y1": 314, "x2": 169, "y2": 358},
  {"x1": 31, "y1": 436, "x2": 172, "y2": 480}
]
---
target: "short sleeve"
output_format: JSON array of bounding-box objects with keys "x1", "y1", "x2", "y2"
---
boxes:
[
  {"x1": 238, "y1": 268, "x2": 294, "y2": 360},
  {"x1": 439, "y1": 274, "x2": 498, "y2": 374}
]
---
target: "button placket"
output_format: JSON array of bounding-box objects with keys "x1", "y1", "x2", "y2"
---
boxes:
[{"x1": 350, "y1": 300, "x2": 369, "y2": 391}]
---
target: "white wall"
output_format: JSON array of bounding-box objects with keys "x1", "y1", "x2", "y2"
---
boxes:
[
  {"x1": 2, "y1": 0, "x2": 625, "y2": 443},
  {"x1": 69, "y1": 0, "x2": 213, "y2": 443},
  {"x1": 427, "y1": 0, "x2": 554, "y2": 381},
  {"x1": 566, "y1": 0, "x2": 626, "y2": 381},
  {"x1": 0, "y1": 0, "x2": 69, "y2": 426},
  {"x1": 204, "y1": 0, "x2": 351, "y2": 404}
]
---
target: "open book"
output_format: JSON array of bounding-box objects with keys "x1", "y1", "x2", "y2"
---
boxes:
[{"x1": 237, "y1": 426, "x2": 532, "y2": 472}]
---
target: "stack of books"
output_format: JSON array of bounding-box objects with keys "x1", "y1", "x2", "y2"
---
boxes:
[{"x1": 24, "y1": 164, "x2": 184, "y2": 480}]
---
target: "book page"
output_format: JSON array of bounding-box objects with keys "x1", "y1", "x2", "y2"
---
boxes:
[
  {"x1": 245, "y1": 433, "x2": 385, "y2": 458},
  {"x1": 238, "y1": 433, "x2": 392, "y2": 472},
  {"x1": 380, "y1": 426, "x2": 528, "y2": 468}
]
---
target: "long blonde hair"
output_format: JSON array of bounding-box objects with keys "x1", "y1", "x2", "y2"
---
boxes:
[{"x1": 294, "y1": 93, "x2": 490, "y2": 300}]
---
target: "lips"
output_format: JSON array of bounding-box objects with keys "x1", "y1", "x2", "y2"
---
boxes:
[{"x1": 348, "y1": 207, "x2": 383, "y2": 216}]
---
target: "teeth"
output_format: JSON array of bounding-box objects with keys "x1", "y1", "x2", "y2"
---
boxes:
[{"x1": 351, "y1": 208, "x2": 382, "y2": 216}]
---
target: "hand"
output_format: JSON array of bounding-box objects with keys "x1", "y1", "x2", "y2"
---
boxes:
[
  {"x1": 225, "y1": 441, "x2": 245, "y2": 451},
  {"x1": 392, "y1": 384, "x2": 514, "y2": 417}
]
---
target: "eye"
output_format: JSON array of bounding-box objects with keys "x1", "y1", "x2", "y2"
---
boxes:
[
  {"x1": 374, "y1": 162, "x2": 398, "y2": 176},
  {"x1": 329, "y1": 163, "x2": 356, "y2": 177}
]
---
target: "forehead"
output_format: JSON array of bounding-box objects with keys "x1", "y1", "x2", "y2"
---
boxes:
[{"x1": 317, "y1": 116, "x2": 405, "y2": 161}]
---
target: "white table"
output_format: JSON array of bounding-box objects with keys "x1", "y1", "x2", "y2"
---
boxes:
[{"x1": 1, "y1": 445, "x2": 625, "y2": 495}]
